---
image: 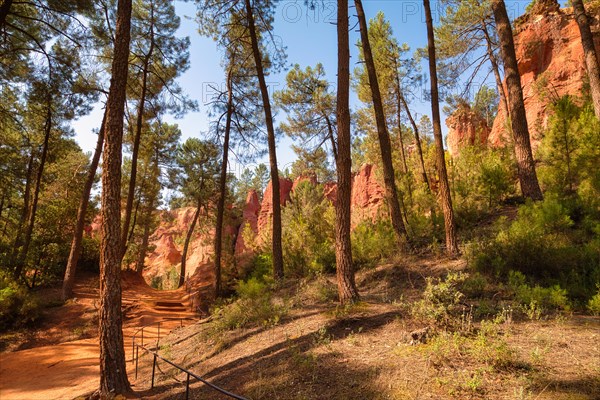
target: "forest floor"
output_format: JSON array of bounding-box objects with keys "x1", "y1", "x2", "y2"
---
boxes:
[
  {"x1": 0, "y1": 257, "x2": 598, "y2": 400},
  {"x1": 133, "y1": 256, "x2": 600, "y2": 400},
  {"x1": 0, "y1": 271, "x2": 199, "y2": 400}
]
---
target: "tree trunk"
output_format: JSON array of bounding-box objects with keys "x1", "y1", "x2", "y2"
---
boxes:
[
  {"x1": 0, "y1": 0, "x2": 13, "y2": 30},
  {"x1": 335, "y1": 0, "x2": 359, "y2": 304},
  {"x1": 400, "y1": 93, "x2": 431, "y2": 191},
  {"x1": 98, "y1": 0, "x2": 132, "y2": 396},
  {"x1": 491, "y1": 0, "x2": 543, "y2": 201},
  {"x1": 573, "y1": 0, "x2": 600, "y2": 120},
  {"x1": 120, "y1": 34, "x2": 155, "y2": 260},
  {"x1": 481, "y1": 17, "x2": 510, "y2": 122},
  {"x1": 324, "y1": 114, "x2": 338, "y2": 162},
  {"x1": 135, "y1": 204, "x2": 152, "y2": 274},
  {"x1": 179, "y1": 202, "x2": 200, "y2": 288},
  {"x1": 213, "y1": 71, "x2": 233, "y2": 298},
  {"x1": 244, "y1": 0, "x2": 283, "y2": 280},
  {"x1": 14, "y1": 100, "x2": 52, "y2": 280},
  {"x1": 10, "y1": 150, "x2": 34, "y2": 267},
  {"x1": 424, "y1": 0, "x2": 459, "y2": 256},
  {"x1": 355, "y1": 0, "x2": 408, "y2": 247},
  {"x1": 393, "y1": 65, "x2": 413, "y2": 206},
  {"x1": 394, "y1": 75, "x2": 409, "y2": 176},
  {"x1": 62, "y1": 112, "x2": 106, "y2": 300}
]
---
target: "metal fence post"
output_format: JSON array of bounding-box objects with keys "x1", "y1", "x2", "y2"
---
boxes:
[
  {"x1": 185, "y1": 373, "x2": 190, "y2": 400},
  {"x1": 151, "y1": 353, "x2": 157, "y2": 389},
  {"x1": 135, "y1": 346, "x2": 139, "y2": 379}
]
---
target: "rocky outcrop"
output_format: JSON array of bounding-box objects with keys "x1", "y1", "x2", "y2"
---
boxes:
[
  {"x1": 444, "y1": 4, "x2": 599, "y2": 154},
  {"x1": 233, "y1": 190, "x2": 261, "y2": 258},
  {"x1": 256, "y1": 178, "x2": 294, "y2": 233},
  {"x1": 489, "y1": 5, "x2": 600, "y2": 149},
  {"x1": 323, "y1": 182, "x2": 337, "y2": 204},
  {"x1": 233, "y1": 165, "x2": 388, "y2": 262},
  {"x1": 446, "y1": 105, "x2": 491, "y2": 156},
  {"x1": 140, "y1": 164, "x2": 388, "y2": 282},
  {"x1": 350, "y1": 164, "x2": 386, "y2": 226}
]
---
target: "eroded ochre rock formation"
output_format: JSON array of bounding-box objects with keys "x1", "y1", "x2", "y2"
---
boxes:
[
  {"x1": 446, "y1": 104, "x2": 492, "y2": 156},
  {"x1": 446, "y1": 4, "x2": 600, "y2": 155},
  {"x1": 256, "y1": 177, "x2": 294, "y2": 233},
  {"x1": 140, "y1": 164, "x2": 388, "y2": 281}
]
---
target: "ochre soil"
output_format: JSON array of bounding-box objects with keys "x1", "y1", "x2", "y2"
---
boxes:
[
  {"x1": 0, "y1": 271, "x2": 199, "y2": 400},
  {"x1": 131, "y1": 257, "x2": 600, "y2": 400}
]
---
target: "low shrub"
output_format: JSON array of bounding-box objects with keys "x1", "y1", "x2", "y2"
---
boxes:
[
  {"x1": 508, "y1": 271, "x2": 570, "y2": 315},
  {"x1": 586, "y1": 286, "x2": 600, "y2": 316},
  {"x1": 295, "y1": 275, "x2": 338, "y2": 305},
  {"x1": 282, "y1": 182, "x2": 336, "y2": 276},
  {"x1": 461, "y1": 272, "x2": 488, "y2": 298},
  {"x1": 212, "y1": 277, "x2": 287, "y2": 331},
  {"x1": 352, "y1": 219, "x2": 397, "y2": 269},
  {"x1": 470, "y1": 196, "x2": 600, "y2": 304},
  {"x1": 412, "y1": 272, "x2": 469, "y2": 328},
  {"x1": 0, "y1": 272, "x2": 41, "y2": 331}
]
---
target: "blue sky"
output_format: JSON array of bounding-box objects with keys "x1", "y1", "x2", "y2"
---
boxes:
[{"x1": 72, "y1": 0, "x2": 533, "y2": 176}]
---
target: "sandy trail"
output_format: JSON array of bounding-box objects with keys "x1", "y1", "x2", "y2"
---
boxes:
[{"x1": 0, "y1": 272, "x2": 198, "y2": 400}]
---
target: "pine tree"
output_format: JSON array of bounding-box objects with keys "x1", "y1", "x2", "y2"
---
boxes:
[
  {"x1": 335, "y1": 0, "x2": 359, "y2": 303},
  {"x1": 175, "y1": 138, "x2": 220, "y2": 288},
  {"x1": 355, "y1": 1, "x2": 409, "y2": 247},
  {"x1": 98, "y1": 0, "x2": 132, "y2": 394},
  {"x1": 424, "y1": 0, "x2": 459, "y2": 256},
  {"x1": 572, "y1": 0, "x2": 600, "y2": 120},
  {"x1": 120, "y1": 0, "x2": 194, "y2": 259},
  {"x1": 491, "y1": 0, "x2": 543, "y2": 201}
]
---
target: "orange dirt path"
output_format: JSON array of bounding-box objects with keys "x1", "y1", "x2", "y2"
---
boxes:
[{"x1": 0, "y1": 272, "x2": 199, "y2": 400}]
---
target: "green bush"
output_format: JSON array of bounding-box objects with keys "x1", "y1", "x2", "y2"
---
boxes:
[
  {"x1": 413, "y1": 272, "x2": 469, "y2": 328},
  {"x1": 449, "y1": 145, "x2": 515, "y2": 220},
  {"x1": 295, "y1": 275, "x2": 338, "y2": 305},
  {"x1": 508, "y1": 271, "x2": 570, "y2": 315},
  {"x1": 461, "y1": 272, "x2": 488, "y2": 298},
  {"x1": 212, "y1": 277, "x2": 286, "y2": 331},
  {"x1": 0, "y1": 272, "x2": 41, "y2": 331},
  {"x1": 586, "y1": 286, "x2": 600, "y2": 316},
  {"x1": 282, "y1": 182, "x2": 336, "y2": 276},
  {"x1": 351, "y1": 219, "x2": 397, "y2": 269},
  {"x1": 470, "y1": 196, "x2": 600, "y2": 302}
]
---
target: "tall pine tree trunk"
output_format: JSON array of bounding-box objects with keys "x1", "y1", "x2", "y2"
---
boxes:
[
  {"x1": 15, "y1": 99, "x2": 52, "y2": 279},
  {"x1": 573, "y1": 0, "x2": 600, "y2": 119},
  {"x1": 98, "y1": 0, "x2": 132, "y2": 395},
  {"x1": 62, "y1": 111, "x2": 106, "y2": 300},
  {"x1": 121, "y1": 36, "x2": 155, "y2": 259},
  {"x1": 481, "y1": 18, "x2": 509, "y2": 122},
  {"x1": 491, "y1": 0, "x2": 543, "y2": 201},
  {"x1": 10, "y1": 150, "x2": 34, "y2": 268},
  {"x1": 393, "y1": 72, "x2": 409, "y2": 176},
  {"x1": 393, "y1": 64, "x2": 413, "y2": 205},
  {"x1": 244, "y1": 0, "x2": 283, "y2": 280},
  {"x1": 179, "y1": 202, "x2": 201, "y2": 288},
  {"x1": 214, "y1": 70, "x2": 233, "y2": 298},
  {"x1": 335, "y1": 0, "x2": 359, "y2": 304},
  {"x1": 0, "y1": 0, "x2": 13, "y2": 30},
  {"x1": 324, "y1": 114, "x2": 338, "y2": 161},
  {"x1": 135, "y1": 207, "x2": 151, "y2": 275},
  {"x1": 399, "y1": 94, "x2": 430, "y2": 191},
  {"x1": 424, "y1": 0, "x2": 459, "y2": 256},
  {"x1": 355, "y1": 0, "x2": 408, "y2": 247}
]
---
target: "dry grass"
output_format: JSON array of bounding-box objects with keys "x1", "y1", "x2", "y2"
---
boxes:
[{"x1": 134, "y1": 256, "x2": 600, "y2": 400}]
